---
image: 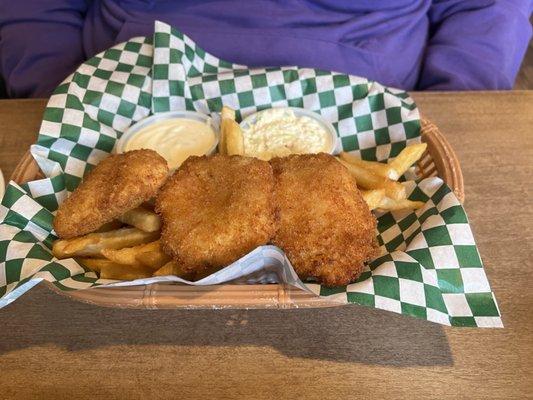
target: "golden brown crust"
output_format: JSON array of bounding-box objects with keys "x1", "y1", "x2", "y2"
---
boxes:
[
  {"x1": 54, "y1": 150, "x2": 169, "y2": 238},
  {"x1": 271, "y1": 153, "x2": 378, "y2": 287},
  {"x1": 155, "y1": 154, "x2": 276, "y2": 274}
]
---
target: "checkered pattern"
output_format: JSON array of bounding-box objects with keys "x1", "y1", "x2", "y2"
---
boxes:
[
  {"x1": 151, "y1": 21, "x2": 420, "y2": 161},
  {"x1": 313, "y1": 179, "x2": 501, "y2": 326},
  {"x1": 32, "y1": 36, "x2": 154, "y2": 201},
  {"x1": 0, "y1": 183, "x2": 101, "y2": 307},
  {"x1": 0, "y1": 22, "x2": 501, "y2": 327}
]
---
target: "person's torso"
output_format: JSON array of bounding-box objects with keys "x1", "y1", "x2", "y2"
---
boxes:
[{"x1": 84, "y1": 0, "x2": 431, "y2": 89}]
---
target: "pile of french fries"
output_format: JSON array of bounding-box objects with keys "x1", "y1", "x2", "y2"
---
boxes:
[
  {"x1": 336, "y1": 143, "x2": 427, "y2": 211},
  {"x1": 53, "y1": 205, "x2": 186, "y2": 280}
]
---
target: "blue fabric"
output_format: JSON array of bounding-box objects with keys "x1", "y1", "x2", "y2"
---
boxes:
[{"x1": 0, "y1": 0, "x2": 531, "y2": 97}]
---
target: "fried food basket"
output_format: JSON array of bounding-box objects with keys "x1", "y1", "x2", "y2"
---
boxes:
[{"x1": 11, "y1": 119, "x2": 463, "y2": 309}]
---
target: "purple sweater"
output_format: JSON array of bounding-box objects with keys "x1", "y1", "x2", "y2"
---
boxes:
[{"x1": 0, "y1": 0, "x2": 531, "y2": 98}]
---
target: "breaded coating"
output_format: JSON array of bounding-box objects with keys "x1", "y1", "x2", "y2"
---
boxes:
[
  {"x1": 156, "y1": 154, "x2": 276, "y2": 274},
  {"x1": 54, "y1": 150, "x2": 168, "y2": 238},
  {"x1": 271, "y1": 153, "x2": 378, "y2": 287}
]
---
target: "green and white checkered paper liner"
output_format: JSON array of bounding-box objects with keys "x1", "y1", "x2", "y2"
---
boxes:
[{"x1": 0, "y1": 22, "x2": 501, "y2": 327}]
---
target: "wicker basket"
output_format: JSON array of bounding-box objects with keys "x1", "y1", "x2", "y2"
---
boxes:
[{"x1": 10, "y1": 118, "x2": 463, "y2": 309}]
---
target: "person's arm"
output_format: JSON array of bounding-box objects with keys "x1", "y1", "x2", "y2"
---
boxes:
[
  {"x1": 418, "y1": 0, "x2": 532, "y2": 90},
  {"x1": 0, "y1": 0, "x2": 90, "y2": 98}
]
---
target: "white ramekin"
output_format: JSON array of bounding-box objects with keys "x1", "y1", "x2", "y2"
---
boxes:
[
  {"x1": 115, "y1": 111, "x2": 219, "y2": 156},
  {"x1": 239, "y1": 107, "x2": 338, "y2": 156}
]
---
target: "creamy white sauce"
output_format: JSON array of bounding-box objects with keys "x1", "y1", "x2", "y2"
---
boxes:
[
  {"x1": 125, "y1": 118, "x2": 216, "y2": 169},
  {"x1": 242, "y1": 108, "x2": 332, "y2": 160}
]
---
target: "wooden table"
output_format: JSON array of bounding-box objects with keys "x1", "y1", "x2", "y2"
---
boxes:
[{"x1": 0, "y1": 92, "x2": 531, "y2": 399}]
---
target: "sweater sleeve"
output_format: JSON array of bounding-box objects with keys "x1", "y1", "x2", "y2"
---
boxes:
[
  {"x1": 418, "y1": 0, "x2": 532, "y2": 90},
  {"x1": 0, "y1": 0, "x2": 90, "y2": 98}
]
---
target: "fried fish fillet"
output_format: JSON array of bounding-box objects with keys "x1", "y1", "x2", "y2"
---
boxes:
[
  {"x1": 156, "y1": 154, "x2": 276, "y2": 274},
  {"x1": 54, "y1": 150, "x2": 168, "y2": 238},
  {"x1": 271, "y1": 153, "x2": 378, "y2": 287}
]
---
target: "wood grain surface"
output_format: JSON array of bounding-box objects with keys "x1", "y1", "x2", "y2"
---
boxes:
[
  {"x1": 0, "y1": 92, "x2": 532, "y2": 400},
  {"x1": 0, "y1": 99, "x2": 46, "y2": 181}
]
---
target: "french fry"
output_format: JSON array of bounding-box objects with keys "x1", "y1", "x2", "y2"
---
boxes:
[
  {"x1": 77, "y1": 258, "x2": 116, "y2": 273},
  {"x1": 136, "y1": 249, "x2": 172, "y2": 270},
  {"x1": 78, "y1": 257, "x2": 153, "y2": 280},
  {"x1": 52, "y1": 228, "x2": 159, "y2": 259},
  {"x1": 338, "y1": 158, "x2": 406, "y2": 200},
  {"x1": 118, "y1": 207, "x2": 161, "y2": 232},
  {"x1": 220, "y1": 106, "x2": 244, "y2": 156},
  {"x1": 218, "y1": 106, "x2": 235, "y2": 155},
  {"x1": 101, "y1": 240, "x2": 159, "y2": 266},
  {"x1": 153, "y1": 261, "x2": 175, "y2": 276},
  {"x1": 99, "y1": 262, "x2": 153, "y2": 280},
  {"x1": 94, "y1": 220, "x2": 123, "y2": 233},
  {"x1": 225, "y1": 119, "x2": 245, "y2": 156},
  {"x1": 389, "y1": 143, "x2": 427, "y2": 177},
  {"x1": 101, "y1": 240, "x2": 170, "y2": 269},
  {"x1": 153, "y1": 261, "x2": 191, "y2": 279},
  {"x1": 377, "y1": 196, "x2": 425, "y2": 211},
  {"x1": 361, "y1": 189, "x2": 386, "y2": 210},
  {"x1": 221, "y1": 106, "x2": 235, "y2": 121},
  {"x1": 340, "y1": 152, "x2": 399, "y2": 180}
]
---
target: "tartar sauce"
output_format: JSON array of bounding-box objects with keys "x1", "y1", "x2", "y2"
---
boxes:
[
  {"x1": 125, "y1": 118, "x2": 216, "y2": 169},
  {"x1": 242, "y1": 108, "x2": 332, "y2": 160}
]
